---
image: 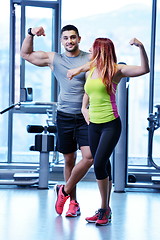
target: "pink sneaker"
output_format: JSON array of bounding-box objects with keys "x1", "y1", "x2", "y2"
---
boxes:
[
  {"x1": 55, "y1": 185, "x2": 69, "y2": 215},
  {"x1": 95, "y1": 208, "x2": 110, "y2": 226},
  {"x1": 85, "y1": 208, "x2": 112, "y2": 223},
  {"x1": 66, "y1": 200, "x2": 81, "y2": 217},
  {"x1": 85, "y1": 210, "x2": 100, "y2": 223}
]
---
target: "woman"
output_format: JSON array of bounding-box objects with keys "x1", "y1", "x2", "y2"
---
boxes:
[{"x1": 67, "y1": 38, "x2": 149, "y2": 226}]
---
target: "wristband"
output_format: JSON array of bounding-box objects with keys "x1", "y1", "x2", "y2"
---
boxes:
[{"x1": 28, "y1": 28, "x2": 35, "y2": 36}]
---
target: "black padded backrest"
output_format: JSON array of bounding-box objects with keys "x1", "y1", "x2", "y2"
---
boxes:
[{"x1": 27, "y1": 125, "x2": 44, "y2": 133}]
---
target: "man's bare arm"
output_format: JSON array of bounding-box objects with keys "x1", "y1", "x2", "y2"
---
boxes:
[{"x1": 20, "y1": 26, "x2": 54, "y2": 68}]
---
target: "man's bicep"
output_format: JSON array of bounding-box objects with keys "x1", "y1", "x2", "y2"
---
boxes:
[
  {"x1": 26, "y1": 51, "x2": 53, "y2": 67},
  {"x1": 26, "y1": 51, "x2": 49, "y2": 67}
]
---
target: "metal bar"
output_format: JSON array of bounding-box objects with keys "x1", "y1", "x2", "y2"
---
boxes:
[
  {"x1": 20, "y1": 4, "x2": 25, "y2": 90},
  {"x1": 0, "y1": 102, "x2": 21, "y2": 115},
  {"x1": 8, "y1": 0, "x2": 16, "y2": 163},
  {"x1": 13, "y1": 0, "x2": 59, "y2": 8},
  {"x1": 51, "y1": 0, "x2": 61, "y2": 102},
  {"x1": 114, "y1": 76, "x2": 129, "y2": 192},
  {"x1": 149, "y1": 0, "x2": 157, "y2": 114}
]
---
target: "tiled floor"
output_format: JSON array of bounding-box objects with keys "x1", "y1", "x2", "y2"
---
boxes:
[{"x1": 0, "y1": 181, "x2": 160, "y2": 240}]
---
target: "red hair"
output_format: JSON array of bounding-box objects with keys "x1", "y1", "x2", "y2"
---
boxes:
[{"x1": 90, "y1": 38, "x2": 117, "y2": 95}]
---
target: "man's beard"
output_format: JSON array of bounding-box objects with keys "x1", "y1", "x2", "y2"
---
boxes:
[{"x1": 65, "y1": 44, "x2": 78, "y2": 53}]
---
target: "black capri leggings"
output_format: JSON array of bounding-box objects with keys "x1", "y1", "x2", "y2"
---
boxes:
[{"x1": 88, "y1": 117, "x2": 121, "y2": 180}]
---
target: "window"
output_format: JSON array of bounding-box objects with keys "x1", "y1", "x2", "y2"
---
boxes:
[
  {"x1": 0, "y1": 1, "x2": 10, "y2": 162},
  {"x1": 61, "y1": 0, "x2": 152, "y2": 166},
  {"x1": 151, "y1": 0, "x2": 160, "y2": 167},
  {"x1": 2, "y1": 0, "x2": 61, "y2": 163}
]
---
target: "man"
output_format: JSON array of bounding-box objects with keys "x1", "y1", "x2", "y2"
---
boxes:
[{"x1": 21, "y1": 25, "x2": 93, "y2": 217}]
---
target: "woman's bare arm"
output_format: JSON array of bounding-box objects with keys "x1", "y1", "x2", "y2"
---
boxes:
[
  {"x1": 119, "y1": 38, "x2": 150, "y2": 78},
  {"x1": 81, "y1": 92, "x2": 90, "y2": 125}
]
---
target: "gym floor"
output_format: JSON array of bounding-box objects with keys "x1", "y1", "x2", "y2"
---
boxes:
[{"x1": 0, "y1": 181, "x2": 160, "y2": 240}]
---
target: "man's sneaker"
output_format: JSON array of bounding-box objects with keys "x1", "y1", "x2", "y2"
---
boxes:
[
  {"x1": 85, "y1": 207, "x2": 112, "y2": 223},
  {"x1": 95, "y1": 208, "x2": 110, "y2": 226},
  {"x1": 55, "y1": 185, "x2": 69, "y2": 215},
  {"x1": 65, "y1": 200, "x2": 81, "y2": 217}
]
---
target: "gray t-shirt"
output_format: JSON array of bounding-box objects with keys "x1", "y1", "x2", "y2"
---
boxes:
[{"x1": 53, "y1": 51, "x2": 89, "y2": 114}]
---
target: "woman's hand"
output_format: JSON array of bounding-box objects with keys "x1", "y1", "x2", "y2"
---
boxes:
[
  {"x1": 81, "y1": 108, "x2": 90, "y2": 125},
  {"x1": 67, "y1": 62, "x2": 91, "y2": 80},
  {"x1": 67, "y1": 67, "x2": 81, "y2": 80},
  {"x1": 81, "y1": 92, "x2": 90, "y2": 124},
  {"x1": 129, "y1": 38, "x2": 143, "y2": 48}
]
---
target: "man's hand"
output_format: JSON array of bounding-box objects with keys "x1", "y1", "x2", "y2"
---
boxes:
[{"x1": 31, "y1": 26, "x2": 46, "y2": 37}]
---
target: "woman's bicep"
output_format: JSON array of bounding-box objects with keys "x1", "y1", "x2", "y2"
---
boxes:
[{"x1": 120, "y1": 64, "x2": 145, "y2": 77}]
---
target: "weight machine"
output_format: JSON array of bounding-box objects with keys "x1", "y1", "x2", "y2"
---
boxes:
[
  {"x1": 147, "y1": 105, "x2": 160, "y2": 184},
  {"x1": 0, "y1": 102, "x2": 57, "y2": 189}
]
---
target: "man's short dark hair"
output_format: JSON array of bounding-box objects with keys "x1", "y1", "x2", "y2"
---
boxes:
[{"x1": 61, "y1": 25, "x2": 79, "y2": 37}]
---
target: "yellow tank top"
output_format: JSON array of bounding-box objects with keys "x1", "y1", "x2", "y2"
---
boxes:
[{"x1": 84, "y1": 68, "x2": 119, "y2": 123}]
